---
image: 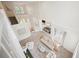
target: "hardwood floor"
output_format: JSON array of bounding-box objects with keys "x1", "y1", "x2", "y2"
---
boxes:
[{"x1": 20, "y1": 31, "x2": 73, "y2": 58}]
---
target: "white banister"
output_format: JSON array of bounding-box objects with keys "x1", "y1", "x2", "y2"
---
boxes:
[{"x1": 0, "y1": 9, "x2": 25, "y2": 58}]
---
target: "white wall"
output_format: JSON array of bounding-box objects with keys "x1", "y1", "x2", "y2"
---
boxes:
[
  {"x1": 34, "y1": 1, "x2": 79, "y2": 53},
  {"x1": 27, "y1": 2, "x2": 40, "y2": 29}
]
